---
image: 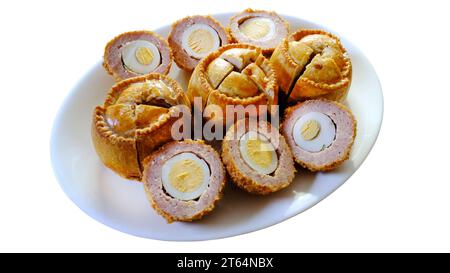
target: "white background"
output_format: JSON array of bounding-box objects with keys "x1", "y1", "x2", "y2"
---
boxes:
[{"x1": 1, "y1": 0, "x2": 449, "y2": 252}]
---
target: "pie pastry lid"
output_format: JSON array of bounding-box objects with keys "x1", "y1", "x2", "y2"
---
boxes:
[
  {"x1": 270, "y1": 29, "x2": 352, "y2": 103},
  {"x1": 188, "y1": 43, "x2": 277, "y2": 125},
  {"x1": 270, "y1": 39, "x2": 301, "y2": 95},
  {"x1": 92, "y1": 73, "x2": 191, "y2": 180}
]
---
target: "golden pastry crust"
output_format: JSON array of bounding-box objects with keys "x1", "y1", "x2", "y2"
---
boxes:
[
  {"x1": 187, "y1": 43, "x2": 278, "y2": 125},
  {"x1": 282, "y1": 99, "x2": 357, "y2": 171},
  {"x1": 142, "y1": 140, "x2": 226, "y2": 222},
  {"x1": 217, "y1": 71, "x2": 258, "y2": 98},
  {"x1": 222, "y1": 119, "x2": 296, "y2": 195},
  {"x1": 228, "y1": 8, "x2": 290, "y2": 55},
  {"x1": 270, "y1": 29, "x2": 352, "y2": 103},
  {"x1": 103, "y1": 31, "x2": 173, "y2": 82},
  {"x1": 92, "y1": 106, "x2": 141, "y2": 179},
  {"x1": 92, "y1": 73, "x2": 190, "y2": 180}
]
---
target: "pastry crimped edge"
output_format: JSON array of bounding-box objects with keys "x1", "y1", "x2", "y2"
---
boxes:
[
  {"x1": 103, "y1": 30, "x2": 173, "y2": 82},
  {"x1": 142, "y1": 140, "x2": 226, "y2": 222},
  {"x1": 221, "y1": 119, "x2": 296, "y2": 195},
  {"x1": 187, "y1": 43, "x2": 278, "y2": 123},
  {"x1": 92, "y1": 73, "x2": 190, "y2": 180},
  {"x1": 228, "y1": 8, "x2": 290, "y2": 55},
  {"x1": 282, "y1": 99, "x2": 357, "y2": 172},
  {"x1": 271, "y1": 29, "x2": 352, "y2": 102},
  {"x1": 92, "y1": 106, "x2": 141, "y2": 180},
  {"x1": 168, "y1": 15, "x2": 231, "y2": 72}
]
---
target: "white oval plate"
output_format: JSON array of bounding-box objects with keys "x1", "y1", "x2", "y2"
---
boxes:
[{"x1": 51, "y1": 13, "x2": 383, "y2": 241}]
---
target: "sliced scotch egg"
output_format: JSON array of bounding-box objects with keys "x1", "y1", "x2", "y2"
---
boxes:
[
  {"x1": 282, "y1": 99, "x2": 357, "y2": 172},
  {"x1": 103, "y1": 30, "x2": 172, "y2": 81},
  {"x1": 161, "y1": 152, "x2": 211, "y2": 201},
  {"x1": 222, "y1": 119, "x2": 295, "y2": 195},
  {"x1": 121, "y1": 40, "x2": 161, "y2": 75},
  {"x1": 168, "y1": 15, "x2": 230, "y2": 71},
  {"x1": 229, "y1": 9, "x2": 289, "y2": 54},
  {"x1": 181, "y1": 24, "x2": 220, "y2": 60},
  {"x1": 143, "y1": 140, "x2": 225, "y2": 222},
  {"x1": 292, "y1": 112, "x2": 336, "y2": 153}
]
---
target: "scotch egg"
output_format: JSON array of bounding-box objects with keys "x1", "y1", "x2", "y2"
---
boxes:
[
  {"x1": 222, "y1": 119, "x2": 295, "y2": 195},
  {"x1": 143, "y1": 140, "x2": 225, "y2": 222},
  {"x1": 103, "y1": 30, "x2": 172, "y2": 81},
  {"x1": 282, "y1": 99, "x2": 357, "y2": 172},
  {"x1": 181, "y1": 24, "x2": 220, "y2": 60},
  {"x1": 229, "y1": 9, "x2": 289, "y2": 54},
  {"x1": 168, "y1": 15, "x2": 230, "y2": 71}
]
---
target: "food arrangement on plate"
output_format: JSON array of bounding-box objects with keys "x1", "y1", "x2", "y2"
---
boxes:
[{"x1": 92, "y1": 8, "x2": 357, "y2": 223}]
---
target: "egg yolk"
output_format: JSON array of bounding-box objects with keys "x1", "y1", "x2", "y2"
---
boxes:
[
  {"x1": 301, "y1": 119, "x2": 321, "y2": 141},
  {"x1": 135, "y1": 47, "x2": 154, "y2": 65},
  {"x1": 246, "y1": 137, "x2": 274, "y2": 168},
  {"x1": 239, "y1": 18, "x2": 272, "y2": 40},
  {"x1": 188, "y1": 29, "x2": 215, "y2": 54},
  {"x1": 168, "y1": 159, "x2": 205, "y2": 193}
]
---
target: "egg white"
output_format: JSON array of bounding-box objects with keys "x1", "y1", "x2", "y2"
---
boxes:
[
  {"x1": 293, "y1": 112, "x2": 336, "y2": 153},
  {"x1": 161, "y1": 152, "x2": 210, "y2": 201},
  {"x1": 121, "y1": 40, "x2": 161, "y2": 74},
  {"x1": 181, "y1": 24, "x2": 220, "y2": 59},
  {"x1": 239, "y1": 131, "x2": 278, "y2": 175}
]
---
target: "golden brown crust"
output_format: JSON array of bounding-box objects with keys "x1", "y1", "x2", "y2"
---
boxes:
[
  {"x1": 187, "y1": 43, "x2": 277, "y2": 124},
  {"x1": 270, "y1": 29, "x2": 352, "y2": 103},
  {"x1": 228, "y1": 8, "x2": 290, "y2": 55},
  {"x1": 92, "y1": 106, "x2": 141, "y2": 180},
  {"x1": 270, "y1": 39, "x2": 300, "y2": 95},
  {"x1": 103, "y1": 30, "x2": 173, "y2": 82},
  {"x1": 283, "y1": 99, "x2": 357, "y2": 171},
  {"x1": 91, "y1": 73, "x2": 190, "y2": 180},
  {"x1": 136, "y1": 106, "x2": 188, "y2": 169},
  {"x1": 142, "y1": 140, "x2": 226, "y2": 222}
]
